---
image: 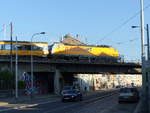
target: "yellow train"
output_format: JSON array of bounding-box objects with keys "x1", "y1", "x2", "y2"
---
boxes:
[
  {"x1": 0, "y1": 40, "x2": 120, "y2": 62},
  {"x1": 0, "y1": 40, "x2": 49, "y2": 56},
  {"x1": 49, "y1": 42, "x2": 119, "y2": 62}
]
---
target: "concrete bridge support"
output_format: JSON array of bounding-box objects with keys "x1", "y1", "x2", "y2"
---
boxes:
[{"x1": 54, "y1": 69, "x2": 63, "y2": 95}]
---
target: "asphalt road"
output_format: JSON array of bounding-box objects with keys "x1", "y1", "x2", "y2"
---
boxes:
[{"x1": 0, "y1": 92, "x2": 138, "y2": 113}]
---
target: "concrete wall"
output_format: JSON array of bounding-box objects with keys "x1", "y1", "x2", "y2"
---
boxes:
[{"x1": 74, "y1": 74, "x2": 142, "y2": 92}]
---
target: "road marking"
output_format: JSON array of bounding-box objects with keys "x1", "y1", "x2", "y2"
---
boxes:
[{"x1": 0, "y1": 102, "x2": 8, "y2": 106}]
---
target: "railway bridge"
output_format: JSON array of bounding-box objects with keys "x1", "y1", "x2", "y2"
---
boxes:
[{"x1": 0, "y1": 56, "x2": 141, "y2": 94}]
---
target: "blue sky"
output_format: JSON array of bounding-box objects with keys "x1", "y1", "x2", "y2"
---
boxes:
[{"x1": 0, "y1": 0, "x2": 150, "y2": 61}]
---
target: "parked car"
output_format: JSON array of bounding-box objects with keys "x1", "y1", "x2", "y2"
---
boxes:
[
  {"x1": 118, "y1": 87, "x2": 140, "y2": 103},
  {"x1": 61, "y1": 89, "x2": 82, "y2": 102}
]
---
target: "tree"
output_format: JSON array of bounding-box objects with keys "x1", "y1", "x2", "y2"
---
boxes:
[{"x1": 0, "y1": 69, "x2": 14, "y2": 89}]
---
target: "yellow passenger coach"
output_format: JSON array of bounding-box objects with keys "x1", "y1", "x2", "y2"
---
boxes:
[{"x1": 0, "y1": 41, "x2": 49, "y2": 56}]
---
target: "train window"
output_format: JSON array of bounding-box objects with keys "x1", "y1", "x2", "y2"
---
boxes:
[
  {"x1": 32, "y1": 45, "x2": 43, "y2": 51},
  {"x1": 16, "y1": 45, "x2": 24, "y2": 50},
  {"x1": 24, "y1": 45, "x2": 31, "y2": 50},
  {"x1": 14, "y1": 45, "x2": 31, "y2": 50},
  {"x1": 0, "y1": 45, "x2": 5, "y2": 50},
  {"x1": 5, "y1": 44, "x2": 11, "y2": 50},
  {"x1": 12, "y1": 45, "x2": 16, "y2": 50}
]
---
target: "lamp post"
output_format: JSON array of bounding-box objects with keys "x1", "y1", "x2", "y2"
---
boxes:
[
  {"x1": 131, "y1": 24, "x2": 149, "y2": 60},
  {"x1": 30, "y1": 32, "x2": 45, "y2": 98},
  {"x1": 132, "y1": 0, "x2": 149, "y2": 112},
  {"x1": 131, "y1": 24, "x2": 150, "y2": 112}
]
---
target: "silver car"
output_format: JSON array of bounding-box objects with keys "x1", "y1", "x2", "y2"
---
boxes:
[{"x1": 118, "y1": 87, "x2": 140, "y2": 103}]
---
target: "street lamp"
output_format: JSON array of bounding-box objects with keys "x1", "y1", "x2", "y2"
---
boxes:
[
  {"x1": 30, "y1": 32, "x2": 45, "y2": 98},
  {"x1": 131, "y1": 24, "x2": 150, "y2": 60},
  {"x1": 132, "y1": 0, "x2": 149, "y2": 111}
]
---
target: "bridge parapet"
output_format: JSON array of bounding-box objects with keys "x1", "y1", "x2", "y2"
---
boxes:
[{"x1": 0, "y1": 56, "x2": 141, "y2": 74}]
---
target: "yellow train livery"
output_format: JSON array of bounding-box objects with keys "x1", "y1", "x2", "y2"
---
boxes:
[
  {"x1": 50, "y1": 43, "x2": 119, "y2": 57},
  {"x1": 0, "y1": 40, "x2": 49, "y2": 56}
]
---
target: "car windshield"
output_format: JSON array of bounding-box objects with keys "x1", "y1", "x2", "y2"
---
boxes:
[
  {"x1": 64, "y1": 90, "x2": 76, "y2": 94},
  {"x1": 63, "y1": 86, "x2": 72, "y2": 90},
  {"x1": 120, "y1": 88, "x2": 136, "y2": 93}
]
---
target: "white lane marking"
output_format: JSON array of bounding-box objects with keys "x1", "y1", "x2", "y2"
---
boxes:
[{"x1": 14, "y1": 104, "x2": 38, "y2": 109}]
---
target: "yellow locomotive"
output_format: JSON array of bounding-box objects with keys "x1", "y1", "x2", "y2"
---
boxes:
[
  {"x1": 49, "y1": 42, "x2": 119, "y2": 62},
  {"x1": 0, "y1": 40, "x2": 49, "y2": 56}
]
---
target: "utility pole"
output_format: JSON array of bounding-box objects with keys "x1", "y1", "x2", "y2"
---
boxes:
[
  {"x1": 140, "y1": 0, "x2": 145, "y2": 59},
  {"x1": 147, "y1": 24, "x2": 150, "y2": 60},
  {"x1": 140, "y1": 0, "x2": 149, "y2": 112},
  {"x1": 10, "y1": 22, "x2": 13, "y2": 74},
  {"x1": 15, "y1": 36, "x2": 18, "y2": 99},
  {"x1": 30, "y1": 32, "x2": 45, "y2": 98},
  {"x1": 146, "y1": 24, "x2": 150, "y2": 113}
]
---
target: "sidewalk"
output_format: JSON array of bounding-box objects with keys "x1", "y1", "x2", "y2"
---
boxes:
[{"x1": 0, "y1": 94, "x2": 60, "y2": 105}]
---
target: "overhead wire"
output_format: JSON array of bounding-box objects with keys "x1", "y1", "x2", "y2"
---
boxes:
[
  {"x1": 100, "y1": 2, "x2": 150, "y2": 43},
  {"x1": 116, "y1": 37, "x2": 139, "y2": 45}
]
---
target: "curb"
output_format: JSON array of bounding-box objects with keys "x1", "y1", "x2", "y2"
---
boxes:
[
  {"x1": 0, "y1": 95, "x2": 60, "y2": 104},
  {"x1": 14, "y1": 95, "x2": 60, "y2": 103}
]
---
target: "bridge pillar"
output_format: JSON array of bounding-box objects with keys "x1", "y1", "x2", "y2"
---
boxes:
[{"x1": 54, "y1": 69, "x2": 63, "y2": 95}]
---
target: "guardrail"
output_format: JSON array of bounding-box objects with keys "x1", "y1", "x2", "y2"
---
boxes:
[
  {"x1": 0, "y1": 90, "x2": 13, "y2": 98},
  {"x1": 0, "y1": 55, "x2": 141, "y2": 66},
  {"x1": 0, "y1": 90, "x2": 25, "y2": 98}
]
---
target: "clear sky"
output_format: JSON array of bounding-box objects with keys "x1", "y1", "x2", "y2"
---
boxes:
[{"x1": 0, "y1": 0, "x2": 150, "y2": 62}]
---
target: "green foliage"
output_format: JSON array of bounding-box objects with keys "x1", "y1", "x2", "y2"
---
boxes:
[
  {"x1": 0, "y1": 69, "x2": 14, "y2": 89},
  {"x1": 0, "y1": 70, "x2": 13, "y2": 80},
  {"x1": 18, "y1": 80, "x2": 26, "y2": 89}
]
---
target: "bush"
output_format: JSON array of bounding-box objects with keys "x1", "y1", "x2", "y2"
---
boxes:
[
  {"x1": 0, "y1": 69, "x2": 14, "y2": 89},
  {"x1": 18, "y1": 80, "x2": 26, "y2": 89}
]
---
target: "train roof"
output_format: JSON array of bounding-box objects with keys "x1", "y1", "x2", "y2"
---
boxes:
[
  {"x1": 0, "y1": 40, "x2": 48, "y2": 43},
  {"x1": 52, "y1": 42, "x2": 113, "y2": 48}
]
